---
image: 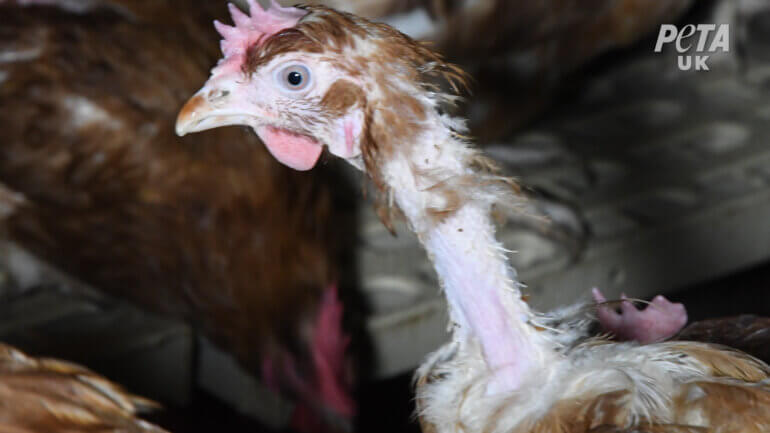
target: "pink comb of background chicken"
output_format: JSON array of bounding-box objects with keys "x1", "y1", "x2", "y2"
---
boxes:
[
  {"x1": 260, "y1": 283, "x2": 354, "y2": 426},
  {"x1": 312, "y1": 284, "x2": 355, "y2": 417},
  {"x1": 213, "y1": 0, "x2": 307, "y2": 74}
]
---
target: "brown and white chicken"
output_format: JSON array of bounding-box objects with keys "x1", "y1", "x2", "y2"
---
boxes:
[
  {"x1": 0, "y1": 1, "x2": 353, "y2": 431},
  {"x1": 308, "y1": 0, "x2": 694, "y2": 61},
  {"x1": 0, "y1": 342, "x2": 166, "y2": 432},
  {"x1": 176, "y1": 2, "x2": 770, "y2": 432},
  {"x1": 304, "y1": 0, "x2": 696, "y2": 138}
]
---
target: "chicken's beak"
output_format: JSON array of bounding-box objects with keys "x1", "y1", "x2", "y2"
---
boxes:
[
  {"x1": 175, "y1": 93, "x2": 209, "y2": 136},
  {"x1": 176, "y1": 81, "x2": 325, "y2": 171},
  {"x1": 175, "y1": 85, "x2": 254, "y2": 136}
]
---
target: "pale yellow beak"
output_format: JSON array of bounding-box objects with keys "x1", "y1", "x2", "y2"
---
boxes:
[
  {"x1": 175, "y1": 93, "x2": 209, "y2": 136},
  {"x1": 175, "y1": 85, "x2": 325, "y2": 171},
  {"x1": 175, "y1": 85, "x2": 256, "y2": 137}
]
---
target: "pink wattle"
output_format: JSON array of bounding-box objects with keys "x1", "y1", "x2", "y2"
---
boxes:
[{"x1": 257, "y1": 126, "x2": 323, "y2": 171}]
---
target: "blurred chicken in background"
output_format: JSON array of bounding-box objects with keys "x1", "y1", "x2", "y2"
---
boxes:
[
  {"x1": 0, "y1": 1, "x2": 356, "y2": 432},
  {"x1": 300, "y1": 0, "x2": 695, "y2": 139},
  {"x1": 0, "y1": 0, "x2": 749, "y2": 431}
]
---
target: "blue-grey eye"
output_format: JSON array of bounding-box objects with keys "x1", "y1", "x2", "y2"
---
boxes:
[{"x1": 278, "y1": 64, "x2": 311, "y2": 92}]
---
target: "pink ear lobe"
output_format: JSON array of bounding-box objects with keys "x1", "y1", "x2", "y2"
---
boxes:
[
  {"x1": 257, "y1": 126, "x2": 323, "y2": 171},
  {"x1": 345, "y1": 120, "x2": 355, "y2": 156},
  {"x1": 335, "y1": 111, "x2": 363, "y2": 158}
]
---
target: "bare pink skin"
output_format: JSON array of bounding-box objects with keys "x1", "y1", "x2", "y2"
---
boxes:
[
  {"x1": 257, "y1": 126, "x2": 323, "y2": 171},
  {"x1": 344, "y1": 121, "x2": 355, "y2": 156},
  {"x1": 422, "y1": 205, "x2": 536, "y2": 395},
  {"x1": 261, "y1": 284, "x2": 354, "y2": 433},
  {"x1": 592, "y1": 287, "x2": 688, "y2": 344}
]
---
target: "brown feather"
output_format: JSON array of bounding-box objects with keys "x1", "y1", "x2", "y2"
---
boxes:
[
  {"x1": 678, "y1": 316, "x2": 770, "y2": 365},
  {"x1": 672, "y1": 381, "x2": 770, "y2": 433},
  {"x1": 415, "y1": 339, "x2": 770, "y2": 432},
  {"x1": 307, "y1": 0, "x2": 694, "y2": 140},
  {"x1": 0, "y1": 342, "x2": 165, "y2": 433},
  {"x1": 0, "y1": 1, "x2": 352, "y2": 425},
  {"x1": 673, "y1": 342, "x2": 770, "y2": 383}
]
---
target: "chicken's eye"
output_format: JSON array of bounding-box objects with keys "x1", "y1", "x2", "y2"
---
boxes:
[{"x1": 276, "y1": 64, "x2": 312, "y2": 93}]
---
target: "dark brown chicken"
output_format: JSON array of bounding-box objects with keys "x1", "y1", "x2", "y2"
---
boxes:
[
  {"x1": 0, "y1": 341, "x2": 167, "y2": 432},
  {"x1": 0, "y1": 1, "x2": 353, "y2": 431},
  {"x1": 677, "y1": 315, "x2": 770, "y2": 365}
]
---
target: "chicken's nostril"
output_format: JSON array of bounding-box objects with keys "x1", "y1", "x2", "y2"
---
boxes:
[{"x1": 208, "y1": 89, "x2": 230, "y2": 103}]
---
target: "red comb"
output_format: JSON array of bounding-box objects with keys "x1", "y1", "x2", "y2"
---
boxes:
[{"x1": 212, "y1": 0, "x2": 307, "y2": 74}]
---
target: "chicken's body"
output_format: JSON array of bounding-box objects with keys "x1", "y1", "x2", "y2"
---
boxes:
[
  {"x1": 0, "y1": 2, "x2": 354, "y2": 430},
  {"x1": 175, "y1": 2, "x2": 770, "y2": 432},
  {"x1": 678, "y1": 315, "x2": 770, "y2": 365},
  {"x1": 417, "y1": 335, "x2": 770, "y2": 432},
  {"x1": 0, "y1": 342, "x2": 166, "y2": 433}
]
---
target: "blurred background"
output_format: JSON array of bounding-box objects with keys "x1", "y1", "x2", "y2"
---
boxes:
[{"x1": 1, "y1": 0, "x2": 769, "y2": 432}]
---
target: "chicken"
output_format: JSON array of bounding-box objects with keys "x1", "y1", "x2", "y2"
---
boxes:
[
  {"x1": 677, "y1": 315, "x2": 770, "y2": 365},
  {"x1": 176, "y1": 3, "x2": 770, "y2": 431},
  {"x1": 0, "y1": 1, "x2": 354, "y2": 431},
  {"x1": 303, "y1": 0, "x2": 695, "y2": 138},
  {"x1": 308, "y1": 0, "x2": 694, "y2": 61},
  {"x1": 0, "y1": 342, "x2": 166, "y2": 432}
]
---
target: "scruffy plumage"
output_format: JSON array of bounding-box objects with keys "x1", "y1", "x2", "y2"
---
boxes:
[
  {"x1": 306, "y1": 0, "x2": 696, "y2": 138},
  {"x1": 177, "y1": 2, "x2": 770, "y2": 432},
  {"x1": 310, "y1": 0, "x2": 694, "y2": 61}
]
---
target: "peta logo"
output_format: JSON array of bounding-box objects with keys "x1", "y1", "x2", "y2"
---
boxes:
[{"x1": 654, "y1": 24, "x2": 730, "y2": 71}]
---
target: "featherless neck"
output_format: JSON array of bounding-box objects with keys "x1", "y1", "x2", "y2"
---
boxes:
[{"x1": 379, "y1": 123, "x2": 544, "y2": 393}]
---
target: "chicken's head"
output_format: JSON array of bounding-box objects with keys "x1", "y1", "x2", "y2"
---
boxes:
[{"x1": 176, "y1": 0, "x2": 466, "y2": 180}]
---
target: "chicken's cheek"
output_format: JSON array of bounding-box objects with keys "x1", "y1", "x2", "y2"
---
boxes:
[{"x1": 257, "y1": 126, "x2": 323, "y2": 171}]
